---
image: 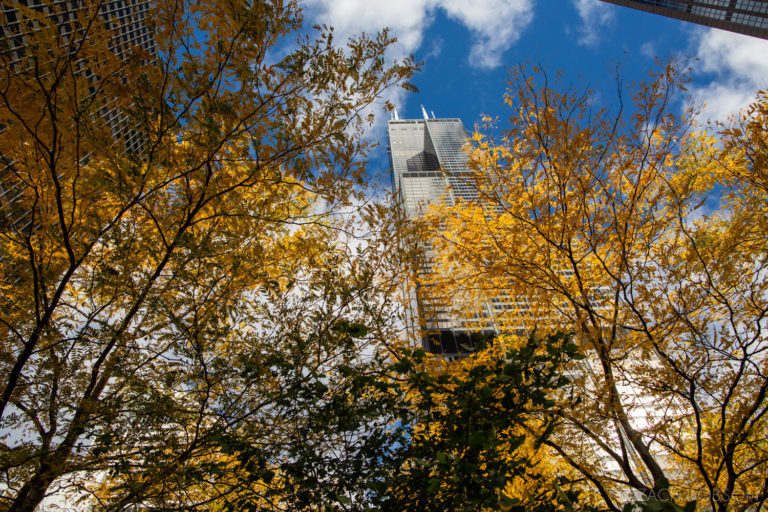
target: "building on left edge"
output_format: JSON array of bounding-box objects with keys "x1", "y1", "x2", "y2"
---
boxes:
[{"x1": 1, "y1": 0, "x2": 157, "y2": 231}]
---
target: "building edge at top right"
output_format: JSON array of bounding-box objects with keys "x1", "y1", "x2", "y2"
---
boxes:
[{"x1": 601, "y1": 0, "x2": 768, "y2": 39}]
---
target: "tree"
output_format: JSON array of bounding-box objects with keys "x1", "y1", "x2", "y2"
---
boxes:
[
  {"x1": 0, "y1": 0, "x2": 416, "y2": 509},
  {"x1": 421, "y1": 62, "x2": 768, "y2": 511},
  {"x1": 85, "y1": 202, "x2": 420, "y2": 512},
  {"x1": 378, "y1": 332, "x2": 591, "y2": 512}
]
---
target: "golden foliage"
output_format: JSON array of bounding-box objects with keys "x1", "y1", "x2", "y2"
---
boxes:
[
  {"x1": 422, "y1": 63, "x2": 768, "y2": 511},
  {"x1": 0, "y1": 0, "x2": 415, "y2": 509}
]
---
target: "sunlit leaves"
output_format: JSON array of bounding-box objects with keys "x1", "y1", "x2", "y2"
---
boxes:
[
  {"x1": 0, "y1": 0, "x2": 416, "y2": 509},
  {"x1": 421, "y1": 63, "x2": 768, "y2": 511}
]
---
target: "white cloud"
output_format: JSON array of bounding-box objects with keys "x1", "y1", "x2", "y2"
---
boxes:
[
  {"x1": 571, "y1": 0, "x2": 614, "y2": 47},
  {"x1": 690, "y1": 29, "x2": 768, "y2": 122},
  {"x1": 303, "y1": 0, "x2": 435, "y2": 61},
  {"x1": 304, "y1": 0, "x2": 534, "y2": 68},
  {"x1": 303, "y1": 0, "x2": 534, "y2": 140},
  {"x1": 438, "y1": 0, "x2": 533, "y2": 68},
  {"x1": 640, "y1": 41, "x2": 656, "y2": 59},
  {"x1": 423, "y1": 37, "x2": 444, "y2": 61}
]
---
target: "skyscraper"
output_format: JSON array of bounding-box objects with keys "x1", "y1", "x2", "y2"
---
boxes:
[
  {"x1": 388, "y1": 112, "x2": 496, "y2": 359},
  {"x1": 601, "y1": 0, "x2": 768, "y2": 39},
  {"x1": 1, "y1": 0, "x2": 156, "y2": 147},
  {"x1": 1, "y1": 0, "x2": 156, "y2": 231}
]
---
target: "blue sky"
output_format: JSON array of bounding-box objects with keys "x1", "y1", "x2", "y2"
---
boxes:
[{"x1": 304, "y1": 0, "x2": 768, "y2": 174}]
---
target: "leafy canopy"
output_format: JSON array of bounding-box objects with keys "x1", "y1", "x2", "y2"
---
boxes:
[{"x1": 421, "y1": 62, "x2": 768, "y2": 512}]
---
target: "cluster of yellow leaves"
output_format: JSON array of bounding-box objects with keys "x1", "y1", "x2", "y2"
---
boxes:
[
  {"x1": 0, "y1": 0, "x2": 416, "y2": 509},
  {"x1": 419, "y1": 60, "x2": 768, "y2": 511}
]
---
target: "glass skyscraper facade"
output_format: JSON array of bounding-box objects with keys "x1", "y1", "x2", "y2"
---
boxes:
[
  {"x1": 387, "y1": 116, "x2": 496, "y2": 359},
  {"x1": 1, "y1": 0, "x2": 156, "y2": 231},
  {"x1": 601, "y1": 0, "x2": 768, "y2": 39}
]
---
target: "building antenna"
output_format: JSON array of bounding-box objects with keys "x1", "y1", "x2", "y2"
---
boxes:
[
  {"x1": 393, "y1": 106, "x2": 400, "y2": 120},
  {"x1": 421, "y1": 104, "x2": 429, "y2": 120},
  {"x1": 431, "y1": 110, "x2": 436, "y2": 119}
]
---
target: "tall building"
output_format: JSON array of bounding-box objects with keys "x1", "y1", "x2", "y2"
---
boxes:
[
  {"x1": 388, "y1": 111, "x2": 497, "y2": 359},
  {"x1": 601, "y1": 0, "x2": 768, "y2": 39},
  {"x1": 0, "y1": 0, "x2": 156, "y2": 231}
]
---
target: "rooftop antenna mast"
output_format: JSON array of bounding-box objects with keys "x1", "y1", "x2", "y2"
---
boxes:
[
  {"x1": 393, "y1": 106, "x2": 400, "y2": 120},
  {"x1": 421, "y1": 104, "x2": 429, "y2": 120}
]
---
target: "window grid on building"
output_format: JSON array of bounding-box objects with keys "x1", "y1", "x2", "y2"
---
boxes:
[
  {"x1": 388, "y1": 117, "x2": 507, "y2": 359},
  {"x1": 601, "y1": 0, "x2": 768, "y2": 38},
  {"x1": 1, "y1": 0, "x2": 157, "y2": 231}
]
